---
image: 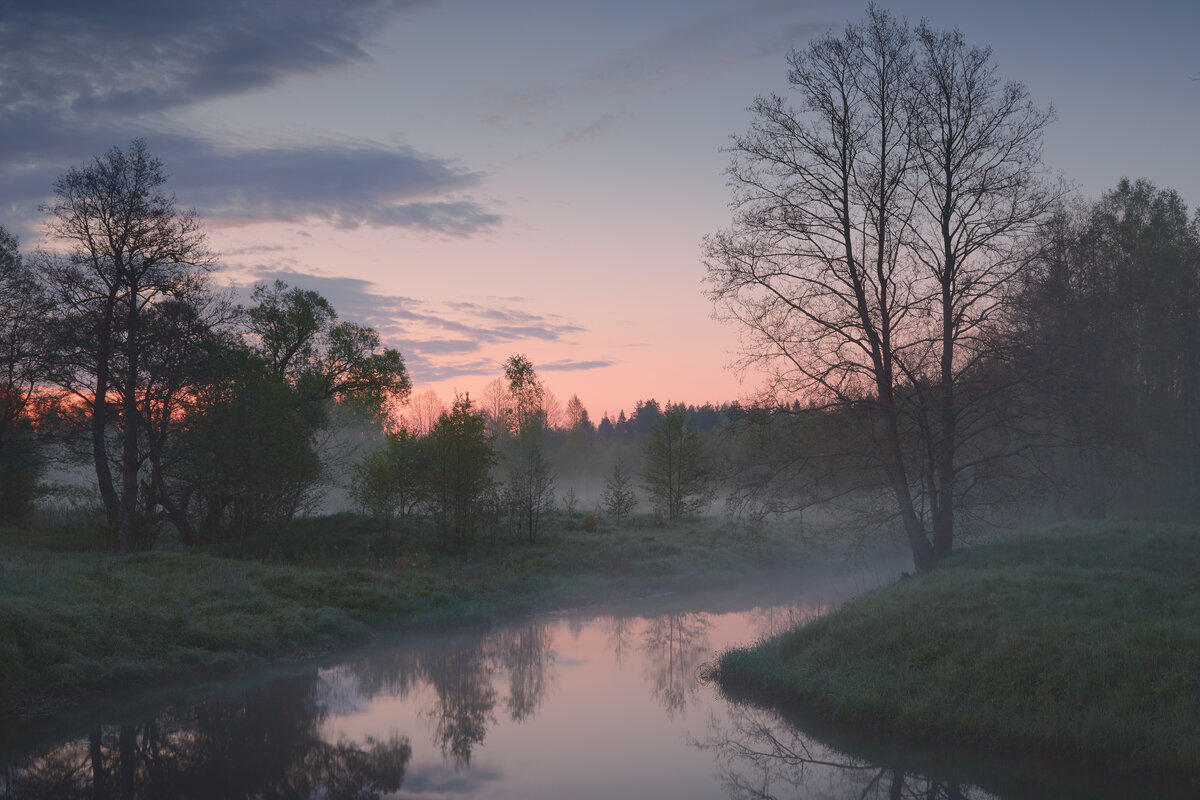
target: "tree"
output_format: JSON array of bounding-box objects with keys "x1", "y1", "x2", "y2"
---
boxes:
[
  {"x1": 424, "y1": 394, "x2": 496, "y2": 545},
  {"x1": 349, "y1": 426, "x2": 429, "y2": 531},
  {"x1": 40, "y1": 139, "x2": 214, "y2": 552},
  {"x1": 501, "y1": 355, "x2": 556, "y2": 542},
  {"x1": 248, "y1": 279, "x2": 411, "y2": 412},
  {"x1": 0, "y1": 227, "x2": 51, "y2": 523},
  {"x1": 1014, "y1": 180, "x2": 1200, "y2": 512},
  {"x1": 601, "y1": 455, "x2": 637, "y2": 521},
  {"x1": 180, "y1": 356, "x2": 322, "y2": 556},
  {"x1": 906, "y1": 21, "x2": 1056, "y2": 554},
  {"x1": 565, "y1": 394, "x2": 591, "y2": 431},
  {"x1": 403, "y1": 389, "x2": 445, "y2": 436},
  {"x1": 641, "y1": 405, "x2": 712, "y2": 522},
  {"x1": 704, "y1": 9, "x2": 1053, "y2": 569}
]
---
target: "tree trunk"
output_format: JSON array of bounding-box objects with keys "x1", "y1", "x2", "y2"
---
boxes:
[
  {"x1": 934, "y1": 277, "x2": 956, "y2": 557},
  {"x1": 117, "y1": 295, "x2": 141, "y2": 554}
]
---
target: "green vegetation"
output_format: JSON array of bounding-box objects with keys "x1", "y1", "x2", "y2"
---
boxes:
[
  {"x1": 713, "y1": 521, "x2": 1200, "y2": 773},
  {"x1": 0, "y1": 511, "x2": 810, "y2": 715}
]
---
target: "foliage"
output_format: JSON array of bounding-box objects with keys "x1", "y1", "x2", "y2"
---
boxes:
[
  {"x1": 248, "y1": 279, "x2": 412, "y2": 412},
  {"x1": 641, "y1": 406, "x2": 712, "y2": 522},
  {"x1": 425, "y1": 394, "x2": 497, "y2": 545},
  {"x1": 349, "y1": 427, "x2": 429, "y2": 530},
  {"x1": 1014, "y1": 180, "x2": 1200, "y2": 512},
  {"x1": 601, "y1": 455, "x2": 637, "y2": 521},
  {"x1": 178, "y1": 356, "x2": 322, "y2": 556},
  {"x1": 0, "y1": 227, "x2": 49, "y2": 523},
  {"x1": 501, "y1": 355, "x2": 556, "y2": 542}
]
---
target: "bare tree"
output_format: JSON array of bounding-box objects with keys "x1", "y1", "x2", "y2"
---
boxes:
[
  {"x1": 906, "y1": 23, "x2": 1056, "y2": 554},
  {"x1": 705, "y1": 8, "x2": 935, "y2": 567},
  {"x1": 704, "y1": 9, "x2": 1054, "y2": 569},
  {"x1": 403, "y1": 389, "x2": 445, "y2": 436},
  {"x1": 41, "y1": 139, "x2": 214, "y2": 552}
]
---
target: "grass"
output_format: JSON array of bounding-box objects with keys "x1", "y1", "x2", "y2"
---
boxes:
[
  {"x1": 0, "y1": 510, "x2": 812, "y2": 714},
  {"x1": 712, "y1": 520, "x2": 1200, "y2": 774}
]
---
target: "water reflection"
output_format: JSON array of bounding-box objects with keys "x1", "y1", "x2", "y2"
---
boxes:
[
  {"x1": 326, "y1": 621, "x2": 556, "y2": 767},
  {"x1": 698, "y1": 704, "x2": 992, "y2": 800},
  {"x1": 1, "y1": 675, "x2": 411, "y2": 799},
  {"x1": 7, "y1": 581, "x2": 1181, "y2": 800},
  {"x1": 640, "y1": 613, "x2": 713, "y2": 717}
]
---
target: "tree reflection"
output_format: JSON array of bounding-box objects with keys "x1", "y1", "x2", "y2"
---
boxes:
[
  {"x1": 1, "y1": 675, "x2": 412, "y2": 799},
  {"x1": 602, "y1": 614, "x2": 636, "y2": 665},
  {"x1": 500, "y1": 623, "x2": 554, "y2": 723},
  {"x1": 422, "y1": 641, "x2": 499, "y2": 768},
  {"x1": 697, "y1": 704, "x2": 993, "y2": 800},
  {"x1": 640, "y1": 612, "x2": 712, "y2": 717}
]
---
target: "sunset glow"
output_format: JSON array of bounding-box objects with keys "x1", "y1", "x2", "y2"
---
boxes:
[{"x1": 2, "y1": 0, "x2": 1196, "y2": 417}]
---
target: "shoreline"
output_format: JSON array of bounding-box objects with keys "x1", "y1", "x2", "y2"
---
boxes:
[{"x1": 710, "y1": 520, "x2": 1200, "y2": 776}]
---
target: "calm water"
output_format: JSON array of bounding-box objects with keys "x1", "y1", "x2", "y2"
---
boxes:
[{"x1": 1, "y1": 564, "x2": 1191, "y2": 799}]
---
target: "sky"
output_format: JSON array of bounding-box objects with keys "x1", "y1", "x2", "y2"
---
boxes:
[{"x1": 2, "y1": 0, "x2": 1197, "y2": 421}]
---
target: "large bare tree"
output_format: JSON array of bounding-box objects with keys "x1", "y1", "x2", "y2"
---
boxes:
[
  {"x1": 705, "y1": 9, "x2": 1054, "y2": 569},
  {"x1": 41, "y1": 139, "x2": 214, "y2": 552}
]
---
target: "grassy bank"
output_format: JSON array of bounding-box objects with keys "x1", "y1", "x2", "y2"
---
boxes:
[
  {"x1": 713, "y1": 520, "x2": 1200, "y2": 773},
  {"x1": 0, "y1": 512, "x2": 810, "y2": 714}
]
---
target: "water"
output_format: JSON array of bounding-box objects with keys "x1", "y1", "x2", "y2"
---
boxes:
[{"x1": 1, "y1": 565, "x2": 1191, "y2": 799}]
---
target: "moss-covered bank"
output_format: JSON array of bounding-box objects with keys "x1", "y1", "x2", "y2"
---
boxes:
[
  {"x1": 0, "y1": 513, "x2": 810, "y2": 715},
  {"x1": 713, "y1": 521, "x2": 1200, "y2": 774}
]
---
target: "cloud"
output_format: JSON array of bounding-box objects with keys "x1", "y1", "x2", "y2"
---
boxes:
[
  {"x1": 484, "y1": 1, "x2": 829, "y2": 124},
  {"x1": 240, "y1": 269, "x2": 594, "y2": 384},
  {"x1": 538, "y1": 359, "x2": 615, "y2": 372},
  {"x1": 0, "y1": 1, "x2": 499, "y2": 240},
  {"x1": 171, "y1": 143, "x2": 500, "y2": 233},
  {"x1": 0, "y1": 1, "x2": 427, "y2": 118},
  {"x1": 563, "y1": 114, "x2": 620, "y2": 146}
]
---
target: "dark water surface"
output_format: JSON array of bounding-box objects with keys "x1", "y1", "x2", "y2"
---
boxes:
[{"x1": 2, "y1": 562, "x2": 1191, "y2": 799}]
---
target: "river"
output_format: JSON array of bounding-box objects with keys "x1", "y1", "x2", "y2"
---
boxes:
[{"x1": 0, "y1": 560, "x2": 1190, "y2": 799}]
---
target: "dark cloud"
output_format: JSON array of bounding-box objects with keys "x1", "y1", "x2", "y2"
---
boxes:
[
  {"x1": 0, "y1": 1, "x2": 499, "y2": 240},
  {"x1": 171, "y1": 143, "x2": 500, "y2": 233},
  {"x1": 1, "y1": 1, "x2": 427, "y2": 118}
]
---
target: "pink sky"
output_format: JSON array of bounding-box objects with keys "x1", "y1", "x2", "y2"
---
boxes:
[{"x1": 4, "y1": 0, "x2": 1198, "y2": 419}]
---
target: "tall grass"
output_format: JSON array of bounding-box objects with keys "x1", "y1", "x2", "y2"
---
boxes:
[{"x1": 713, "y1": 521, "x2": 1200, "y2": 773}]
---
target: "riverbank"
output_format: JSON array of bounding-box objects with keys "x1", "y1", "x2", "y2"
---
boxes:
[
  {"x1": 0, "y1": 512, "x2": 814, "y2": 716},
  {"x1": 712, "y1": 520, "x2": 1200, "y2": 774}
]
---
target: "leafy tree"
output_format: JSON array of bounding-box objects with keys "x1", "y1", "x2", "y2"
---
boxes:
[
  {"x1": 349, "y1": 426, "x2": 429, "y2": 531},
  {"x1": 40, "y1": 139, "x2": 215, "y2": 552},
  {"x1": 0, "y1": 226, "x2": 50, "y2": 523},
  {"x1": 501, "y1": 355, "x2": 556, "y2": 542},
  {"x1": 641, "y1": 405, "x2": 712, "y2": 522},
  {"x1": 248, "y1": 279, "x2": 411, "y2": 411},
  {"x1": 601, "y1": 455, "x2": 637, "y2": 521},
  {"x1": 424, "y1": 394, "x2": 496, "y2": 545},
  {"x1": 181, "y1": 356, "x2": 321, "y2": 556},
  {"x1": 1015, "y1": 180, "x2": 1200, "y2": 511}
]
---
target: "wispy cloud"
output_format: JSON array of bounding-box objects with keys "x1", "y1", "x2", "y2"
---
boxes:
[
  {"x1": 240, "y1": 269, "x2": 601, "y2": 385},
  {"x1": 484, "y1": 1, "x2": 830, "y2": 124},
  {"x1": 563, "y1": 114, "x2": 620, "y2": 146}
]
